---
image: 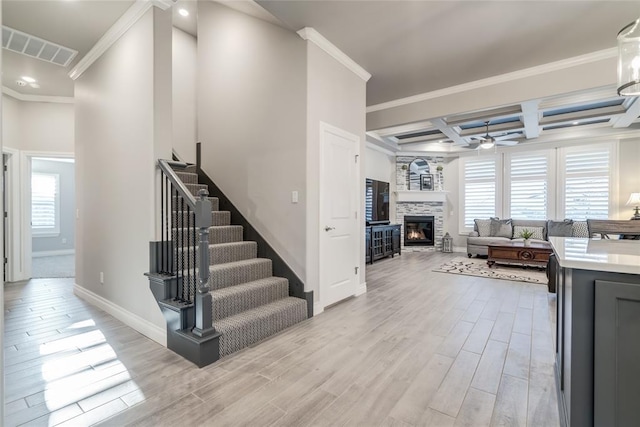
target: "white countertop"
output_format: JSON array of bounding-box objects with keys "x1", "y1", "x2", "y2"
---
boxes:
[{"x1": 549, "y1": 237, "x2": 640, "y2": 275}]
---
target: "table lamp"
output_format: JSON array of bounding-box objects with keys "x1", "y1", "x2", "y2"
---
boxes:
[{"x1": 626, "y1": 192, "x2": 640, "y2": 219}]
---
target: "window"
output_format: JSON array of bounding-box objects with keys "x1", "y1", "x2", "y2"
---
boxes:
[
  {"x1": 506, "y1": 152, "x2": 549, "y2": 220},
  {"x1": 459, "y1": 143, "x2": 616, "y2": 234},
  {"x1": 32, "y1": 173, "x2": 60, "y2": 235},
  {"x1": 461, "y1": 156, "x2": 499, "y2": 231},
  {"x1": 560, "y1": 145, "x2": 612, "y2": 220}
]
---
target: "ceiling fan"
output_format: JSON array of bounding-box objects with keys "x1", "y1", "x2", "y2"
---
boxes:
[{"x1": 466, "y1": 121, "x2": 522, "y2": 149}]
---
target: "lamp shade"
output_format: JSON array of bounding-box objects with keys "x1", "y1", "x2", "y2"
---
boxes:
[
  {"x1": 617, "y1": 18, "x2": 640, "y2": 96},
  {"x1": 626, "y1": 192, "x2": 640, "y2": 206}
]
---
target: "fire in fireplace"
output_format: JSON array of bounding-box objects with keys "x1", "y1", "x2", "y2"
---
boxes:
[{"x1": 404, "y1": 215, "x2": 435, "y2": 246}]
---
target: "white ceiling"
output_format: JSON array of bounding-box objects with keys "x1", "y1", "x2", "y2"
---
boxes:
[
  {"x1": 256, "y1": 0, "x2": 640, "y2": 107},
  {"x1": 1, "y1": 0, "x2": 198, "y2": 97},
  {"x1": 2, "y1": 0, "x2": 639, "y2": 152}
]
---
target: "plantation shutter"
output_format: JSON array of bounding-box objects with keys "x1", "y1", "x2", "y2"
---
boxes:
[
  {"x1": 463, "y1": 157, "x2": 496, "y2": 229},
  {"x1": 563, "y1": 148, "x2": 610, "y2": 220},
  {"x1": 509, "y1": 153, "x2": 548, "y2": 220},
  {"x1": 32, "y1": 173, "x2": 58, "y2": 232}
]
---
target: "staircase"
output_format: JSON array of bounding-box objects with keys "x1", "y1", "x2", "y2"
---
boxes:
[{"x1": 148, "y1": 162, "x2": 308, "y2": 365}]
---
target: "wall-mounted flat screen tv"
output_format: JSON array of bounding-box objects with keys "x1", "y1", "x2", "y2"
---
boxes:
[{"x1": 365, "y1": 178, "x2": 390, "y2": 225}]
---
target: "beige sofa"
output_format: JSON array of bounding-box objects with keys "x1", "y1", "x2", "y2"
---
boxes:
[{"x1": 467, "y1": 218, "x2": 589, "y2": 257}]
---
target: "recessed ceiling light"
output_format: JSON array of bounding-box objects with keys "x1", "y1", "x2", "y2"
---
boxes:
[
  {"x1": 178, "y1": 8, "x2": 189, "y2": 17},
  {"x1": 21, "y1": 76, "x2": 36, "y2": 83},
  {"x1": 30, "y1": 83, "x2": 40, "y2": 89},
  {"x1": 572, "y1": 121, "x2": 579, "y2": 125}
]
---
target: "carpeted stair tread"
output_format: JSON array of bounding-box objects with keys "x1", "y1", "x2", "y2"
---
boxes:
[
  {"x1": 209, "y1": 258, "x2": 272, "y2": 290},
  {"x1": 185, "y1": 183, "x2": 209, "y2": 196},
  {"x1": 175, "y1": 171, "x2": 198, "y2": 185},
  {"x1": 211, "y1": 276, "x2": 289, "y2": 321},
  {"x1": 210, "y1": 225, "x2": 243, "y2": 244},
  {"x1": 173, "y1": 210, "x2": 230, "y2": 227},
  {"x1": 172, "y1": 196, "x2": 219, "y2": 211},
  {"x1": 172, "y1": 225, "x2": 243, "y2": 245},
  {"x1": 177, "y1": 241, "x2": 257, "y2": 265},
  {"x1": 214, "y1": 297, "x2": 307, "y2": 357},
  {"x1": 211, "y1": 241, "x2": 257, "y2": 263}
]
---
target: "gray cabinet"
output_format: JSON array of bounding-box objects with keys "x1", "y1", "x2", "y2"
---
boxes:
[
  {"x1": 555, "y1": 267, "x2": 640, "y2": 426},
  {"x1": 367, "y1": 224, "x2": 401, "y2": 263},
  {"x1": 594, "y1": 280, "x2": 640, "y2": 427}
]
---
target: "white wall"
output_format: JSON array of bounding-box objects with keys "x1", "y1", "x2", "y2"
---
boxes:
[
  {"x1": 74, "y1": 7, "x2": 172, "y2": 344},
  {"x1": 1, "y1": 96, "x2": 74, "y2": 152},
  {"x1": 306, "y1": 43, "x2": 367, "y2": 301},
  {"x1": 172, "y1": 27, "x2": 197, "y2": 163},
  {"x1": 197, "y1": 1, "x2": 307, "y2": 280},
  {"x1": 2, "y1": 95, "x2": 22, "y2": 149},
  {"x1": 618, "y1": 138, "x2": 640, "y2": 219}
]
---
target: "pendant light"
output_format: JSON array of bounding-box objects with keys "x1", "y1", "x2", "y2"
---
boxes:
[{"x1": 617, "y1": 18, "x2": 640, "y2": 96}]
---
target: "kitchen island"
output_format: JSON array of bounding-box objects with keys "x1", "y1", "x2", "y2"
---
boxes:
[{"x1": 549, "y1": 237, "x2": 640, "y2": 427}]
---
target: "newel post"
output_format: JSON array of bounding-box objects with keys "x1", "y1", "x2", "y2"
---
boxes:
[{"x1": 192, "y1": 189, "x2": 216, "y2": 337}]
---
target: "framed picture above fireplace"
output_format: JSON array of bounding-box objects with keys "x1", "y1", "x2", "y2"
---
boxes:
[{"x1": 420, "y1": 174, "x2": 434, "y2": 191}]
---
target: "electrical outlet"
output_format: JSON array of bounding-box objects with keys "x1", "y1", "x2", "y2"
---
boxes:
[
  {"x1": 291, "y1": 191, "x2": 299, "y2": 204},
  {"x1": 62, "y1": 238, "x2": 67, "y2": 244},
  {"x1": 100, "y1": 272, "x2": 104, "y2": 284}
]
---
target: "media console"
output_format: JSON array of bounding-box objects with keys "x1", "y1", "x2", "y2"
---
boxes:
[{"x1": 366, "y1": 224, "x2": 401, "y2": 263}]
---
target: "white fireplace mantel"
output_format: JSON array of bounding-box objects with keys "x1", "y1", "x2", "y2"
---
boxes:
[{"x1": 394, "y1": 190, "x2": 448, "y2": 203}]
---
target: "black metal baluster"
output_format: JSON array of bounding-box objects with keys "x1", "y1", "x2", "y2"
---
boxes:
[
  {"x1": 186, "y1": 204, "x2": 192, "y2": 302},
  {"x1": 192, "y1": 210, "x2": 197, "y2": 302},
  {"x1": 160, "y1": 173, "x2": 164, "y2": 273},
  {"x1": 180, "y1": 194, "x2": 185, "y2": 301}
]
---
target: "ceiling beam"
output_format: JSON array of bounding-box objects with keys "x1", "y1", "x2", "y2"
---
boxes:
[
  {"x1": 458, "y1": 121, "x2": 524, "y2": 138},
  {"x1": 445, "y1": 105, "x2": 522, "y2": 126},
  {"x1": 521, "y1": 100, "x2": 541, "y2": 138},
  {"x1": 612, "y1": 97, "x2": 640, "y2": 128},
  {"x1": 431, "y1": 118, "x2": 469, "y2": 146},
  {"x1": 539, "y1": 105, "x2": 625, "y2": 125}
]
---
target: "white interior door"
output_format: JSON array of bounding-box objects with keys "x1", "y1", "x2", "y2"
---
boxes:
[{"x1": 319, "y1": 122, "x2": 359, "y2": 307}]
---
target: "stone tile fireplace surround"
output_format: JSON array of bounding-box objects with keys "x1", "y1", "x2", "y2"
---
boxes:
[{"x1": 396, "y1": 156, "x2": 446, "y2": 252}]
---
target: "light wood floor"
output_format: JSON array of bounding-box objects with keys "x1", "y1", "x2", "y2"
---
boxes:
[{"x1": 3, "y1": 252, "x2": 560, "y2": 426}]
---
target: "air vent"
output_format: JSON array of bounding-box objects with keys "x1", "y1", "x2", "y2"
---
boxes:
[{"x1": 2, "y1": 26, "x2": 77, "y2": 67}]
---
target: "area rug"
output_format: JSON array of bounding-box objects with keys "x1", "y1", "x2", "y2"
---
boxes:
[{"x1": 434, "y1": 257, "x2": 548, "y2": 284}]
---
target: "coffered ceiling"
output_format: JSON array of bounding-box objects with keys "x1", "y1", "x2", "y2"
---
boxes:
[{"x1": 367, "y1": 87, "x2": 640, "y2": 153}]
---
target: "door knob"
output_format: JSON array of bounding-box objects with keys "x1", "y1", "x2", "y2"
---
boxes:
[{"x1": 324, "y1": 226, "x2": 335, "y2": 232}]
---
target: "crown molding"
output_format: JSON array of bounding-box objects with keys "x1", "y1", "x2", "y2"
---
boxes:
[
  {"x1": 151, "y1": 0, "x2": 174, "y2": 9},
  {"x1": 69, "y1": 0, "x2": 170, "y2": 81},
  {"x1": 2, "y1": 86, "x2": 74, "y2": 104},
  {"x1": 297, "y1": 27, "x2": 371, "y2": 82},
  {"x1": 365, "y1": 140, "x2": 396, "y2": 157},
  {"x1": 367, "y1": 47, "x2": 618, "y2": 113}
]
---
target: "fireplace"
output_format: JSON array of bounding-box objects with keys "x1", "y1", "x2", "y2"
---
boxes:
[{"x1": 404, "y1": 215, "x2": 435, "y2": 246}]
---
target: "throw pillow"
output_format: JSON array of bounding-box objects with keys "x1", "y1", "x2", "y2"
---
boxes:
[
  {"x1": 474, "y1": 219, "x2": 493, "y2": 237},
  {"x1": 548, "y1": 220, "x2": 574, "y2": 237},
  {"x1": 514, "y1": 225, "x2": 545, "y2": 240},
  {"x1": 572, "y1": 221, "x2": 589, "y2": 238},
  {"x1": 490, "y1": 218, "x2": 513, "y2": 238}
]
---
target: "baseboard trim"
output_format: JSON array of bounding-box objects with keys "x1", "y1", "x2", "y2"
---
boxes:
[
  {"x1": 73, "y1": 284, "x2": 167, "y2": 346},
  {"x1": 355, "y1": 282, "x2": 367, "y2": 296},
  {"x1": 32, "y1": 249, "x2": 75, "y2": 258},
  {"x1": 313, "y1": 300, "x2": 324, "y2": 316}
]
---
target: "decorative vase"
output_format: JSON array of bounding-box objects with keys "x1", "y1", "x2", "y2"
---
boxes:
[{"x1": 524, "y1": 239, "x2": 531, "y2": 247}]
